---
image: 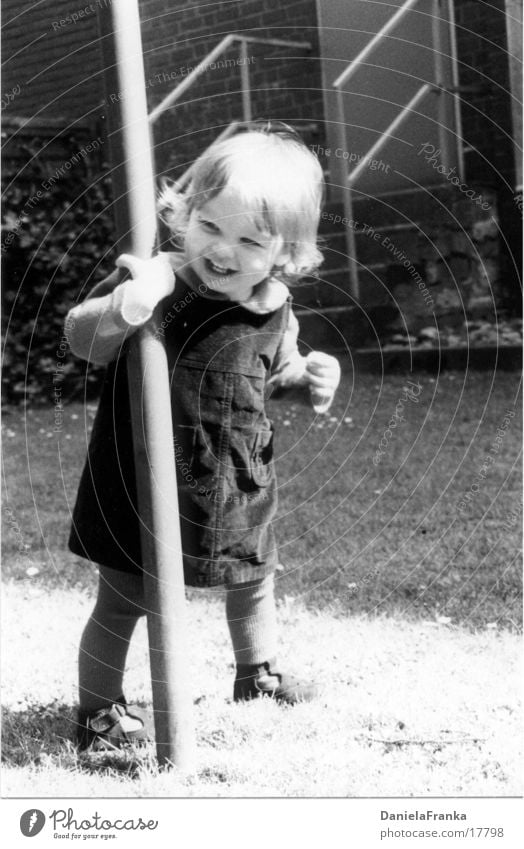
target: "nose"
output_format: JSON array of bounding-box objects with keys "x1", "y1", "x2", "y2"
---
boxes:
[
  {"x1": 210, "y1": 239, "x2": 235, "y2": 264},
  {"x1": 211, "y1": 245, "x2": 235, "y2": 265}
]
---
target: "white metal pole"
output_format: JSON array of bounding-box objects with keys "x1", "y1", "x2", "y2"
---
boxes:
[
  {"x1": 240, "y1": 39, "x2": 253, "y2": 124},
  {"x1": 97, "y1": 0, "x2": 195, "y2": 770}
]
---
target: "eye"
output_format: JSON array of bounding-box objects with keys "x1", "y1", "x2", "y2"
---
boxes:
[
  {"x1": 200, "y1": 218, "x2": 219, "y2": 232},
  {"x1": 240, "y1": 236, "x2": 264, "y2": 248}
]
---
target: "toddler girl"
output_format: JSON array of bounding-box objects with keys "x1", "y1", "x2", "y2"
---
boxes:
[{"x1": 67, "y1": 124, "x2": 341, "y2": 749}]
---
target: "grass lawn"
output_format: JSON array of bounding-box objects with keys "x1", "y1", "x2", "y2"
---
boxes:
[
  {"x1": 1, "y1": 364, "x2": 522, "y2": 796},
  {"x1": 2, "y1": 583, "x2": 521, "y2": 797},
  {"x1": 2, "y1": 365, "x2": 522, "y2": 627}
]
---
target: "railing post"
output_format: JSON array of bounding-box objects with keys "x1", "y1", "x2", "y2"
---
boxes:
[
  {"x1": 432, "y1": 0, "x2": 452, "y2": 175},
  {"x1": 335, "y1": 87, "x2": 348, "y2": 186},
  {"x1": 345, "y1": 189, "x2": 360, "y2": 302},
  {"x1": 239, "y1": 38, "x2": 253, "y2": 124},
  {"x1": 336, "y1": 88, "x2": 359, "y2": 301},
  {"x1": 448, "y1": 0, "x2": 466, "y2": 181}
]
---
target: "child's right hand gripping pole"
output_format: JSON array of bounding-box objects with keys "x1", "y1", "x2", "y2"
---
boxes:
[{"x1": 115, "y1": 254, "x2": 175, "y2": 325}]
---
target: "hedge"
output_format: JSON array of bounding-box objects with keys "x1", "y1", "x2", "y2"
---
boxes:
[{"x1": 2, "y1": 129, "x2": 115, "y2": 404}]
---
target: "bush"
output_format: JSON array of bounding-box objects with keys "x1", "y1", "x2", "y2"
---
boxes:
[{"x1": 1, "y1": 132, "x2": 115, "y2": 404}]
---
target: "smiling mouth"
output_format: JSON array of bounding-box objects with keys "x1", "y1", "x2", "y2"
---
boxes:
[{"x1": 205, "y1": 258, "x2": 236, "y2": 277}]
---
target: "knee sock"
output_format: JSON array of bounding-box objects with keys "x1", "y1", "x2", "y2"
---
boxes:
[
  {"x1": 80, "y1": 568, "x2": 278, "y2": 709},
  {"x1": 226, "y1": 574, "x2": 278, "y2": 667},
  {"x1": 78, "y1": 567, "x2": 145, "y2": 714}
]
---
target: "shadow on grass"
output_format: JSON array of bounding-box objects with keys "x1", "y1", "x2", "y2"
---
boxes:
[
  {"x1": 1, "y1": 702, "x2": 75, "y2": 766},
  {"x1": 1, "y1": 702, "x2": 154, "y2": 777}
]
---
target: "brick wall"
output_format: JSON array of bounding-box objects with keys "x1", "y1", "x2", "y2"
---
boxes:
[
  {"x1": 3, "y1": 0, "x2": 324, "y2": 178},
  {"x1": 138, "y1": 0, "x2": 324, "y2": 177},
  {"x1": 3, "y1": 0, "x2": 516, "y2": 191},
  {"x1": 1, "y1": 0, "x2": 101, "y2": 125}
]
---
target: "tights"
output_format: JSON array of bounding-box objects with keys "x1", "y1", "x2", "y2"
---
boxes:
[{"x1": 79, "y1": 565, "x2": 278, "y2": 713}]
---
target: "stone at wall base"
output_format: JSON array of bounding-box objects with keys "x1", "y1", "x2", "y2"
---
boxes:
[{"x1": 355, "y1": 345, "x2": 522, "y2": 373}]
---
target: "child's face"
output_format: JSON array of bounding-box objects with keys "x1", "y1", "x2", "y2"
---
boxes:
[{"x1": 184, "y1": 187, "x2": 290, "y2": 302}]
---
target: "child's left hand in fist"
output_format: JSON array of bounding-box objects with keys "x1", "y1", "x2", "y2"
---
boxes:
[{"x1": 305, "y1": 351, "x2": 341, "y2": 413}]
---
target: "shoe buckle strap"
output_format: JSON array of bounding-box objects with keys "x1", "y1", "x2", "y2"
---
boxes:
[
  {"x1": 256, "y1": 673, "x2": 281, "y2": 690},
  {"x1": 89, "y1": 704, "x2": 125, "y2": 733}
]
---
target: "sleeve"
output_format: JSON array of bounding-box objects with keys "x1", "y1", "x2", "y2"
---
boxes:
[
  {"x1": 66, "y1": 270, "x2": 154, "y2": 366},
  {"x1": 269, "y1": 308, "x2": 308, "y2": 388}
]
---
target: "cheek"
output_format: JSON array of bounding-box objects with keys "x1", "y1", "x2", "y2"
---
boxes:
[
  {"x1": 186, "y1": 231, "x2": 205, "y2": 257},
  {"x1": 250, "y1": 258, "x2": 266, "y2": 271},
  {"x1": 248, "y1": 253, "x2": 273, "y2": 272}
]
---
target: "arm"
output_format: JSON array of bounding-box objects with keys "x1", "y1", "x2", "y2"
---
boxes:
[
  {"x1": 270, "y1": 309, "x2": 341, "y2": 411},
  {"x1": 66, "y1": 254, "x2": 175, "y2": 365},
  {"x1": 66, "y1": 271, "x2": 138, "y2": 366},
  {"x1": 269, "y1": 309, "x2": 308, "y2": 387}
]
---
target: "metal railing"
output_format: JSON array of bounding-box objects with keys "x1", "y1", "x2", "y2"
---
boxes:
[
  {"x1": 148, "y1": 34, "x2": 311, "y2": 125},
  {"x1": 333, "y1": 0, "x2": 459, "y2": 300},
  {"x1": 148, "y1": 34, "x2": 311, "y2": 191}
]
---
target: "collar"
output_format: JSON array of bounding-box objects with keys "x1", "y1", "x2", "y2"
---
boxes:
[
  {"x1": 164, "y1": 252, "x2": 289, "y2": 315},
  {"x1": 239, "y1": 277, "x2": 289, "y2": 314}
]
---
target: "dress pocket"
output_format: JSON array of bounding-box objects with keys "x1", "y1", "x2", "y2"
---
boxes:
[{"x1": 249, "y1": 427, "x2": 274, "y2": 488}]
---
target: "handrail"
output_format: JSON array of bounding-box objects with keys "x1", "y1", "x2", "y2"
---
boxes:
[
  {"x1": 149, "y1": 35, "x2": 233, "y2": 123},
  {"x1": 150, "y1": 34, "x2": 311, "y2": 195},
  {"x1": 333, "y1": 0, "x2": 421, "y2": 91},
  {"x1": 343, "y1": 82, "x2": 435, "y2": 298},
  {"x1": 237, "y1": 36, "x2": 312, "y2": 49},
  {"x1": 149, "y1": 35, "x2": 311, "y2": 125},
  {"x1": 332, "y1": 0, "x2": 451, "y2": 300},
  {"x1": 347, "y1": 83, "x2": 434, "y2": 186}
]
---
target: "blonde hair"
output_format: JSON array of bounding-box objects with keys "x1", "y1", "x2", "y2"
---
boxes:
[{"x1": 158, "y1": 126, "x2": 324, "y2": 281}]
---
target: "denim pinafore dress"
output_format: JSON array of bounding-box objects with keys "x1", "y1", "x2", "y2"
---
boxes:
[{"x1": 68, "y1": 282, "x2": 290, "y2": 587}]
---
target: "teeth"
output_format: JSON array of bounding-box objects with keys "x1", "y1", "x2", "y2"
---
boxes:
[{"x1": 208, "y1": 260, "x2": 231, "y2": 274}]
